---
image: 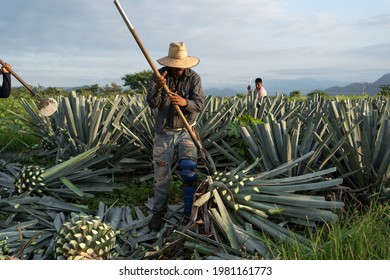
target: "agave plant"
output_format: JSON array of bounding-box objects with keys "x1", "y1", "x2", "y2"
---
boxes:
[
  {"x1": 54, "y1": 213, "x2": 117, "y2": 260},
  {"x1": 226, "y1": 95, "x2": 390, "y2": 200},
  {"x1": 55, "y1": 201, "x2": 187, "y2": 260},
  {"x1": 0, "y1": 220, "x2": 43, "y2": 260},
  {"x1": 12, "y1": 98, "x2": 58, "y2": 154},
  {"x1": 0, "y1": 156, "x2": 345, "y2": 260},
  {"x1": 318, "y1": 98, "x2": 390, "y2": 198},
  {"x1": 0, "y1": 217, "x2": 58, "y2": 260},
  {"x1": 182, "y1": 153, "x2": 344, "y2": 259},
  {"x1": 15, "y1": 93, "x2": 137, "y2": 168},
  {"x1": 2, "y1": 91, "x2": 388, "y2": 261},
  {"x1": 0, "y1": 147, "x2": 123, "y2": 200},
  {"x1": 0, "y1": 198, "x2": 162, "y2": 260},
  {"x1": 209, "y1": 94, "x2": 327, "y2": 174},
  {"x1": 0, "y1": 236, "x2": 10, "y2": 259},
  {"x1": 197, "y1": 96, "x2": 239, "y2": 158},
  {"x1": 238, "y1": 114, "x2": 323, "y2": 175}
]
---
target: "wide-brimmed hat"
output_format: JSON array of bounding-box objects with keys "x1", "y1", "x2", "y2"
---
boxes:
[{"x1": 157, "y1": 42, "x2": 200, "y2": 68}]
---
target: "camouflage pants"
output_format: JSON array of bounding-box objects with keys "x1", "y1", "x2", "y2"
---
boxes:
[{"x1": 152, "y1": 129, "x2": 197, "y2": 214}]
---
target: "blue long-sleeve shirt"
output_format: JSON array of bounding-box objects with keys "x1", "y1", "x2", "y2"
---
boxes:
[
  {"x1": 147, "y1": 67, "x2": 205, "y2": 134},
  {"x1": 0, "y1": 72, "x2": 11, "y2": 98}
]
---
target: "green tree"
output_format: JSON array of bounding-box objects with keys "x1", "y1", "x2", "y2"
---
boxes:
[
  {"x1": 378, "y1": 85, "x2": 390, "y2": 97},
  {"x1": 14, "y1": 86, "x2": 29, "y2": 98},
  {"x1": 75, "y1": 84, "x2": 100, "y2": 95},
  {"x1": 100, "y1": 82, "x2": 122, "y2": 96},
  {"x1": 289, "y1": 90, "x2": 302, "y2": 98},
  {"x1": 121, "y1": 70, "x2": 153, "y2": 94},
  {"x1": 307, "y1": 89, "x2": 329, "y2": 97},
  {"x1": 42, "y1": 87, "x2": 68, "y2": 97}
]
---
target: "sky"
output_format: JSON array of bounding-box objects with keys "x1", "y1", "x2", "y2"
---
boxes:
[{"x1": 1, "y1": 0, "x2": 389, "y2": 91}]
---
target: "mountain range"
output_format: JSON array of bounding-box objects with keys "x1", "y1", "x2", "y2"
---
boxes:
[
  {"x1": 324, "y1": 73, "x2": 390, "y2": 95},
  {"x1": 31, "y1": 73, "x2": 390, "y2": 97},
  {"x1": 204, "y1": 73, "x2": 390, "y2": 96}
]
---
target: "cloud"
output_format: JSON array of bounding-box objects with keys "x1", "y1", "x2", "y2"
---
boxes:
[{"x1": 1, "y1": 0, "x2": 388, "y2": 88}]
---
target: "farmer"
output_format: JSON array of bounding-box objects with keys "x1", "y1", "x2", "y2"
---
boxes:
[
  {"x1": 147, "y1": 41, "x2": 205, "y2": 231},
  {"x1": 247, "y1": 77, "x2": 267, "y2": 98},
  {"x1": 0, "y1": 62, "x2": 11, "y2": 98}
]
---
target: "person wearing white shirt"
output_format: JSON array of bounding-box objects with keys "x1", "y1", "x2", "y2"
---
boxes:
[{"x1": 247, "y1": 77, "x2": 267, "y2": 98}]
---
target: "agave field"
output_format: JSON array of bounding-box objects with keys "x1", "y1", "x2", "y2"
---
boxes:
[{"x1": 0, "y1": 91, "x2": 389, "y2": 260}]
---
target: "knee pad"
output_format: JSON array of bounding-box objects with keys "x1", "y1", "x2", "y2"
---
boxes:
[
  {"x1": 179, "y1": 159, "x2": 197, "y2": 217},
  {"x1": 178, "y1": 159, "x2": 197, "y2": 185}
]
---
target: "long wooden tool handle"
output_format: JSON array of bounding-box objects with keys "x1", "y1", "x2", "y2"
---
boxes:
[
  {"x1": 0, "y1": 59, "x2": 41, "y2": 100},
  {"x1": 114, "y1": 0, "x2": 216, "y2": 173},
  {"x1": 114, "y1": 0, "x2": 202, "y2": 151}
]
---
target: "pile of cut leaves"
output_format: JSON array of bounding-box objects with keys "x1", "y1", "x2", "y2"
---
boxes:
[{"x1": 1, "y1": 148, "x2": 344, "y2": 260}]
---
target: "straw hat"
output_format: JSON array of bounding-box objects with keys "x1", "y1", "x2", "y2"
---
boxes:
[{"x1": 157, "y1": 42, "x2": 200, "y2": 68}]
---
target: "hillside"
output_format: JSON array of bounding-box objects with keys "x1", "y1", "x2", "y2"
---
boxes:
[
  {"x1": 205, "y1": 78, "x2": 350, "y2": 96},
  {"x1": 204, "y1": 74, "x2": 390, "y2": 96},
  {"x1": 324, "y1": 73, "x2": 390, "y2": 95},
  {"x1": 204, "y1": 87, "x2": 238, "y2": 96}
]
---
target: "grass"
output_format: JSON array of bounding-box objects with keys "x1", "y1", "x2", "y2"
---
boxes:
[
  {"x1": 83, "y1": 180, "x2": 153, "y2": 210},
  {"x1": 263, "y1": 201, "x2": 390, "y2": 260},
  {"x1": 84, "y1": 176, "x2": 184, "y2": 211},
  {"x1": 0, "y1": 96, "x2": 40, "y2": 154}
]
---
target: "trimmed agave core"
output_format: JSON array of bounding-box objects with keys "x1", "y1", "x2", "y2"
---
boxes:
[
  {"x1": 14, "y1": 165, "x2": 46, "y2": 195},
  {"x1": 55, "y1": 214, "x2": 117, "y2": 260}
]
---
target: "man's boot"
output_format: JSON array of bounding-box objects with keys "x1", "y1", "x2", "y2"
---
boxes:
[{"x1": 149, "y1": 212, "x2": 163, "y2": 231}]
